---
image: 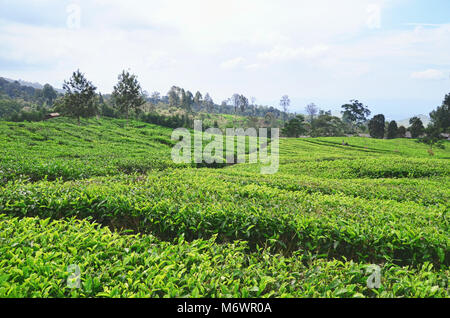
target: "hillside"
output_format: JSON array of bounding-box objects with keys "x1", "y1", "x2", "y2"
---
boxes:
[
  {"x1": 397, "y1": 114, "x2": 431, "y2": 128},
  {"x1": 0, "y1": 118, "x2": 449, "y2": 297}
]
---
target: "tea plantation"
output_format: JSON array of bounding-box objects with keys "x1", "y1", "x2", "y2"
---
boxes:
[{"x1": 0, "y1": 118, "x2": 448, "y2": 297}]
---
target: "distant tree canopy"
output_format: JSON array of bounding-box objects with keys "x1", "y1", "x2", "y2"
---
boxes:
[
  {"x1": 368, "y1": 114, "x2": 385, "y2": 139},
  {"x1": 387, "y1": 120, "x2": 398, "y2": 139},
  {"x1": 282, "y1": 115, "x2": 307, "y2": 137},
  {"x1": 42, "y1": 84, "x2": 57, "y2": 106},
  {"x1": 231, "y1": 94, "x2": 249, "y2": 114},
  {"x1": 280, "y1": 95, "x2": 290, "y2": 121},
  {"x1": 419, "y1": 124, "x2": 446, "y2": 151},
  {"x1": 56, "y1": 70, "x2": 98, "y2": 125},
  {"x1": 4, "y1": 73, "x2": 446, "y2": 142},
  {"x1": 416, "y1": 92, "x2": 450, "y2": 151},
  {"x1": 310, "y1": 111, "x2": 345, "y2": 137},
  {"x1": 181, "y1": 89, "x2": 194, "y2": 114},
  {"x1": 305, "y1": 103, "x2": 318, "y2": 122},
  {"x1": 139, "y1": 112, "x2": 192, "y2": 129},
  {"x1": 149, "y1": 91, "x2": 161, "y2": 104},
  {"x1": 0, "y1": 98, "x2": 24, "y2": 119},
  {"x1": 194, "y1": 91, "x2": 203, "y2": 106},
  {"x1": 341, "y1": 100, "x2": 371, "y2": 127},
  {"x1": 203, "y1": 93, "x2": 214, "y2": 113},
  {"x1": 112, "y1": 70, "x2": 146, "y2": 123},
  {"x1": 0, "y1": 77, "x2": 42, "y2": 103},
  {"x1": 409, "y1": 116, "x2": 425, "y2": 138},
  {"x1": 397, "y1": 125, "x2": 407, "y2": 138},
  {"x1": 164, "y1": 86, "x2": 290, "y2": 120},
  {"x1": 168, "y1": 86, "x2": 182, "y2": 108},
  {"x1": 429, "y1": 93, "x2": 450, "y2": 134}
]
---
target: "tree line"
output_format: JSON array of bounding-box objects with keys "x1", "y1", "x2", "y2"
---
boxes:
[
  {"x1": 1, "y1": 70, "x2": 448, "y2": 147},
  {"x1": 0, "y1": 77, "x2": 60, "y2": 121},
  {"x1": 281, "y1": 97, "x2": 449, "y2": 151},
  {"x1": 49, "y1": 70, "x2": 292, "y2": 128}
]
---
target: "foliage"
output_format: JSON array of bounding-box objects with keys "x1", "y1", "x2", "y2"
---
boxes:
[
  {"x1": 0, "y1": 77, "x2": 48, "y2": 104},
  {"x1": 409, "y1": 117, "x2": 425, "y2": 138},
  {"x1": 42, "y1": 84, "x2": 57, "y2": 106},
  {"x1": 282, "y1": 115, "x2": 307, "y2": 137},
  {"x1": 139, "y1": 112, "x2": 191, "y2": 129},
  {"x1": 310, "y1": 112, "x2": 345, "y2": 137},
  {"x1": 0, "y1": 118, "x2": 449, "y2": 298},
  {"x1": 0, "y1": 98, "x2": 26, "y2": 119},
  {"x1": 430, "y1": 93, "x2": 450, "y2": 134},
  {"x1": 231, "y1": 94, "x2": 249, "y2": 114},
  {"x1": 397, "y1": 126, "x2": 407, "y2": 138},
  {"x1": 341, "y1": 100, "x2": 371, "y2": 126},
  {"x1": 0, "y1": 118, "x2": 182, "y2": 183},
  {"x1": 305, "y1": 103, "x2": 318, "y2": 122},
  {"x1": 57, "y1": 70, "x2": 98, "y2": 125},
  {"x1": 1, "y1": 215, "x2": 448, "y2": 298},
  {"x1": 280, "y1": 95, "x2": 290, "y2": 121},
  {"x1": 387, "y1": 121, "x2": 398, "y2": 139},
  {"x1": 368, "y1": 114, "x2": 385, "y2": 139},
  {"x1": 112, "y1": 71, "x2": 146, "y2": 122},
  {"x1": 418, "y1": 124, "x2": 446, "y2": 151}
]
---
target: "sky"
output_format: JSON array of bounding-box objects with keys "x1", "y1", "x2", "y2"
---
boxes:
[{"x1": 0, "y1": 0, "x2": 449, "y2": 120}]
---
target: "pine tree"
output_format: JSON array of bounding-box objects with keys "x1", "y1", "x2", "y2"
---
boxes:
[
  {"x1": 112, "y1": 70, "x2": 146, "y2": 125},
  {"x1": 60, "y1": 70, "x2": 97, "y2": 125}
]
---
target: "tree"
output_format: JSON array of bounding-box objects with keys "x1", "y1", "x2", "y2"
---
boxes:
[
  {"x1": 112, "y1": 70, "x2": 146, "y2": 125},
  {"x1": 182, "y1": 90, "x2": 194, "y2": 114},
  {"x1": 429, "y1": 93, "x2": 450, "y2": 134},
  {"x1": 231, "y1": 94, "x2": 240, "y2": 114},
  {"x1": 341, "y1": 100, "x2": 371, "y2": 128},
  {"x1": 42, "y1": 84, "x2": 57, "y2": 106},
  {"x1": 194, "y1": 91, "x2": 203, "y2": 107},
  {"x1": 387, "y1": 120, "x2": 398, "y2": 139},
  {"x1": 409, "y1": 116, "x2": 425, "y2": 138},
  {"x1": 305, "y1": 103, "x2": 318, "y2": 122},
  {"x1": 282, "y1": 115, "x2": 307, "y2": 137},
  {"x1": 59, "y1": 70, "x2": 97, "y2": 125},
  {"x1": 368, "y1": 114, "x2": 385, "y2": 139},
  {"x1": 168, "y1": 86, "x2": 181, "y2": 107},
  {"x1": 250, "y1": 97, "x2": 257, "y2": 116},
  {"x1": 419, "y1": 124, "x2": 446, "y2": 152},
  {"x1": 150, "y1": 91, "x2": 161, "y2": 103},
  {"x1": 239, "y1": 95, "x2": 248, "y2": 113},
  {"x1": 310, "y1": 111, "x2": 345, "y2": 137},
  {"x1": 203, "y1": 93, "x2": 214, "y2": 113},
  {"x1": 231, "y1": 94, "x2": 248, "y2": 114},
  {"x1": 280, "y1": 95, "x2": 290, "y2": 121},
  {"x1": 397, "y1": 125, "x2": 407, "y2": 138},
  {"x1": 0, "y1": 98, "x2": 24, "y2": 119}
]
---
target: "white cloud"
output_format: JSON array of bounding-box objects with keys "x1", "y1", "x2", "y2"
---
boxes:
[
  {"x1": 257, "y1": 45, "x2": 329, "y2": 62},
  {"x1": 1, "y1": 0, "x2": 449, "y2": 118},
  {"x1": 220, "y1": 57, "x2": 245, "y2": 70},
  {"x1": 245, "y1": 63, "x2": 262, "y2": 71},
  {"x1": 143, "y1": 51, "x2": 177, "y2": 70},
  {"x1": 366, "y1": 4, "x2": 381, "y2": 29},
  {"x1": 411, "y1": 69, "x2": 447, "y2": 80}
]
